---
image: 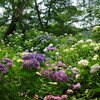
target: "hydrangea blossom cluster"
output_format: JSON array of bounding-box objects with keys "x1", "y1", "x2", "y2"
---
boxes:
[
  {"x1": 43, "y1": 43, "x2": 56, "y2": 52},
  {"x1": 0, "y1": 64, "x2": 8, "y2": 74},
  {"x1": 44, "y1": 95, "x2": 68, "y2": 100},
  {"x1": 72, "y1": 83, "x2": 81, "y2": 89},
  {"x1": 50, "y1": 71, "x2": 69, "y2": 82},
  {"x1": 90, "y1": 64, "x2": 100, "y2": 74},
  {"x1": 92, "y1": 54, "x2": 99, "y2": 60},
  {"x1": 66, "y1": 89, "x2": 73, "y2": 94},
  {"x1": 37, "y1": 34, "x2": 52, "y2": 43},
  {"x1": 58, "y1": 61, "x2": 66, "y2": 68},
  {"x1": 92, "y1": 26, "x2": 100, "y2": 33},
  {"x1": 85, "y1": 39, "x2": 92, "y2": 42},
  {"x1": 33, "y1": 54, "x2": 46, "y2": 62},
  {"x1": 1, "y1": 58, "x2": 13, "y2": 66},
  {"x1": 40, "y1": 70, "x2": 53, "y2": 78},
  {"x1": 22, "y1": 53, "x2": 46, "y2": 69},
  {"x1": 22, "y1": 54, "x2": 34, "y2": 60},
  {"x1": 22, "y1": 59, "x2": 40, "y2": 69},
  {"x1": 22, "y1": 53, "x2": 46, "y2": 62},
  {"x1": 78, "y1": 59, "x2": 89, "y2": 67}
]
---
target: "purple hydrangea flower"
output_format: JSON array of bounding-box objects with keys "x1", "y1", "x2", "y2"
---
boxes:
[
  {"x1": 22, "y1": 54, "x2": 34, "y2": 60},
  {"x1": 33, "y1": 54, "x2": 46, "y2": 62},
  {"x1": 1, "y1": 58, "x2": 12, "y2": 64},
  {"x1": 50, "y1": 71, "x2": 69, "y2": 82},
  {"x1": 22, "y1": 59, "x2": 40, "y2": 69},
  {"x1": 71, "y1": 69, "x2": 78, "y2": 76},
  {"x1": 40, "y1": 70, "x2": 53, "y2": 78},
  {"x1": 0, "y1": 64, "x2": 8, "y2": 74}
]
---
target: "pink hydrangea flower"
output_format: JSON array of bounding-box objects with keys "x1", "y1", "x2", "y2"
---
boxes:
[
  {"x1": 72, "y1": 83, "x2": 81, "y2": 89},
  {"x1": 61, "y1": 95, "x2": 68, "y2": 99},
  {"x1": 66, "y1": 89, "x2": 73, "y2": 94},
  {"x1": 34, "y1": 95, "x2": 39, "y2": 99}
]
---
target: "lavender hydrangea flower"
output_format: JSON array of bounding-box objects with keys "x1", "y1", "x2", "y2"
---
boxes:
[
  {"x1": 55, "y1": 39, "x2": 58, "y2": 41},
  {"x1": 47, "y1": 47, "x2": 56, "y2": 50},
  {"x1": 71, "y1": 69, "x2": 78, "y2": 76},
  {"x1": 33, "y1": 54, "x2": 46, "y2": 63},
  {"x1": 41, "y1": 39, "x2": 47, "y2": 43},
  {"x1": 0, "y1": 64, "x2": 8, "y2": 74},
  {"x1": 47, "y1": 36, "x2": 52, "y2": 39},
  {"x1": 40, "y1": 70, "x2": 53, "y2": 78},
  {"x1": 22, "y1": 59, "x2": 40, "y2": 69},
  {"x1": 1, "y1": 58, "x2": 13, "y2": 65},
  {"x1": 50, "y1": 71, "x2": 69, "y2": 82},
  {"x1": 22, "y1": 54, "x2": 34, "y2": 60}
]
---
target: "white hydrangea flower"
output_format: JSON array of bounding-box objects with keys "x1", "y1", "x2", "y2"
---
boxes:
[
  {"x1": 90, "y1": 42, "x2": 97, "y2": 46},
  {"x1": 70, "y1": 48, "x2": 76, "y2": 50},
  {"x1": 20, "y1": 52, "x2": 29, "y2": 56},
  {"x1": 92, "y1": 54, "x2": 99, "y2": 60},
  {"x1": 82, "y1": 44, "x2": 88, "y2": 48},
  {"x1": 48, "y1": 43, "x2": 53, "y2": 47},
  {"x1": 17, "y1": 59, "x2": 24, "y2": 62},
  {"x1": 79, "y1": 33, "x2": 82, "y2": 35},
  {"x1": 90, "y1": 64, "x2": 100, "y2": 74},
  {"x1": 15, "y1": 32, "x2": 18, "y2": 35},
  {"x1": 92, "y1": 26, "x2": 100, "y2": 32},
  {"x1": 43, "y1": 48, "x2": 48, "y2": 52},
  {"x1": 75, "y1": 74, "x2": 80, "y2": 79},
  {"x1": 94, "y1": 46, "x2": 100, "y2": 51},
  {"x1": 78, "y1": 59, "x2": 89, "y2": 67},
  {"x1": 77, "y1": 40, "x2": 84, "y2": 44},
  {"x1": 86, "y1": 39, "x2": 92, "y2": 42},
  {"x1": 30, "y1": 47, "x2": 34, "y2": 51},
  {"x1": 55, "y1": 52, "x2": 59, "y2": 55},
  {"x1": 71, "y1": 67, "x2": 79, "y2": 71},
  {"x1": 71, "y1": 45, "x2": 76, "y2": 48},
  {"x1": 64, "y1": 49, "x2": 69, "y2": 52},
  {"x1": 64, "y1": 33, "x2": 68, "y2": 35},
  {"x1": 69, "y1": 34, "x2": 72, "y2": 36}
]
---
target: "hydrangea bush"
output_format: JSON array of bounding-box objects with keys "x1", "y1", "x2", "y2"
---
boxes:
[{"x1": 0, "y1": 29, "x2": 100, "y2": 99}]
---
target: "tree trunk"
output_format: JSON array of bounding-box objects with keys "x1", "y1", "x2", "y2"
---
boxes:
[
  {"x1": 45, "y1": 0, "x2": 53, "y2": 28},
  {"x1": 5, "y1": 0, "x2": 29, "y2": 38},
  {"x1": 34, "y1": 0, "x2": 43, "y2": 29}
]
